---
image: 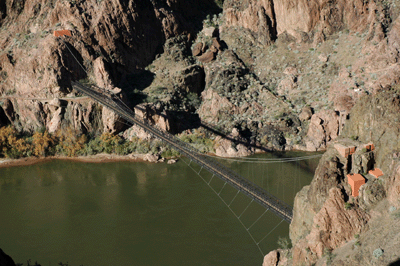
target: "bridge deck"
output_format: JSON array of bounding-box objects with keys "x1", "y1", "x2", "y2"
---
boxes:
[{"x1": 71, "y1": 81, "x2": 293, "y2": 223}]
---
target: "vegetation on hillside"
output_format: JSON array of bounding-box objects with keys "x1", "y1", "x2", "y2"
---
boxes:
[{"x1": 0, "y1": 126, "x2": 217, "y2": 159}]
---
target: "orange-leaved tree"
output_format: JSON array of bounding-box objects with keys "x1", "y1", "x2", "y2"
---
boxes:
[
  {"x1": 32, "y1": 131, "x2": 55, "y2": 157},
  {"x1": 55, "y1": 128, "x2": 87, "y2": 157},
  {"x1": 0, "y1": 126, "x2": 29, "y2": 158}
]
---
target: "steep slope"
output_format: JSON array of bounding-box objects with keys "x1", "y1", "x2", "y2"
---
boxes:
[{"x1": 0, "y1": 0, "x2": 219, "y2": 133}]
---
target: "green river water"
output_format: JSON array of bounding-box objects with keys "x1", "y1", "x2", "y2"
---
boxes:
[{"x1": 0, "y1": 152, "x2": 320, "y2": 266}]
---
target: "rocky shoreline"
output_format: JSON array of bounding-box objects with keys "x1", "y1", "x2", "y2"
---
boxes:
[{"x1": 0, "y1": 152, "x2": 176, "y2": 169}]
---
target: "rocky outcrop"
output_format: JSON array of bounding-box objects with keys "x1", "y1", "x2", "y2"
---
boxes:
[
  {"x1": 0, "y1": 0, "x2": 220, "y2": 132},
  {"x1": 263, "y1": 249, "x2": 288, "y2": 266},
  {"x1": 134, "y1": 103, "x2": 174, "y2": 133},
  {"x1": 214, "y1": 136, "x2": 252, "y2": 157},
  {"x1": 269, "y1": 89, "x2": 400, "y2": 265},
  {"x1": 223, "y1": 0, "x2": 377, "y2": 43},
  {"x1": 293, "y1": 187, "x2": 370, "y2": 264},
  {"x1": 175, "y1": 65, "x2": 205, "y2": 94},
  {"x1": 303, "y1": 110, "x2": 340, "y2": 151}
]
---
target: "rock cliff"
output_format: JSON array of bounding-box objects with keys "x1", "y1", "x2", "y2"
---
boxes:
[
  {"x1": 0, "y1": 0, "x2": 219, "y2": 133},
  {"x1": 1, "y1": 0, "x2": 400, "y2": 154},
  {"x1": 266, "y1": 89, "x2": 400, "y2": 265}
]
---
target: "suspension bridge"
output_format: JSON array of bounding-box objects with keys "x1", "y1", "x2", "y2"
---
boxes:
[
  {"x1": 54, "y1": 33, "x2": 323, "y2": 256},
  {"x1": 72, "y1": 81, "x2": 295, "y2": 222}
]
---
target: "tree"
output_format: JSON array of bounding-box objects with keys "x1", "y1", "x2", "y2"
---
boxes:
[
  {"x1": 0, "y1": 126, "x2": 29, "y2": 158},
  {"x1": 32, "y1": 131, "x2": 55, "y2": 157}
]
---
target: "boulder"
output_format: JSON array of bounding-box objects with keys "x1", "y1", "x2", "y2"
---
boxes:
[
  {"x1": 167, "y1": 159, "x2": 177, "y2": 164},
  {"x1": 212, "y1": 38, "x2": 222, "y2": 51},
  {"x1": 192, "y1": 42, "x2": 204, "y2": 57},
  {"x1": 214, "y1": 137, "x2": 252, "y2": 157},
  {"x1": 176, "y1": 65, "x2": 205, "y2": 94},
  {"x1": 197, "y1": 50, "x2": 216, "y2": 63},
  {"x1": 299, "y1": 106, "x2": 313, "y2": 121},
  {"x1": 145, "y1": 153, "x2": 159, "y2": 163},
  {"x1": 203, "y1": 27, "x2": 218, "y2": 37}
]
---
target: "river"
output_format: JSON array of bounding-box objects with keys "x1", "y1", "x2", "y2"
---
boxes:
[{"x1": 0, "y1": 152, "x2": 319, "y2": 266}]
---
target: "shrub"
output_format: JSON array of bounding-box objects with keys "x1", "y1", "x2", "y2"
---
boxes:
[
  {"x1": 0, "y1": 126, "x2": 30, "y2": 158},
  {"x1": 55, "y1": 128, "x2": 87, "y2": 157},
  {"x1": 373, "y1": 248, "x2": 384, "y2": 258},
  {"x1": 161, "y1": 148, "x2": 180, "y2": 158},
  {"x1": 344, "y1": 202, "x2": 353, "y2": 210},
  {"x1": 277, "y1": 236, "x2": 291, "y2": 249}
]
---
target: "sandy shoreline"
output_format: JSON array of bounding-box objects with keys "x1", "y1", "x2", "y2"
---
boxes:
[{"x1": 0, "y1": 153, "x2": 154, "y2": 169}]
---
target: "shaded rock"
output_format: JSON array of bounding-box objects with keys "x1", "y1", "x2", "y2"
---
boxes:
[
  {"x1": 197, "y1": 50, "x2": 216, "y2": 63},
  {"x1": 290, "y1": 185, "x2": 316, "y2": 245},
  {"x1": 192, "y1": 42, "x2": 204, "y2": 56},
  {"x1": 0, "y1": 248, "x2": 16, "y2": 266},
  {"x1": 0, "y1": 105, "x2": 10, "y2": 127},
  {"x1": 176, "y1": 65, "x2": 205, "y2": 94},
  {"x1": 134, "y1": 103, "x2": 174, "y2": 133},
  {"x1": 2, "y1": 99, "x2": 15, "y2": 122},
  {"x1": 212, "y1": 38, "x2": 222, "y2": 51},
  {"x1": 258, "y1": 5, "x2": 273, "y2": 45}
]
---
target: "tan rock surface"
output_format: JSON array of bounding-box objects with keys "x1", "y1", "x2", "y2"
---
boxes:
[
  {"x1": 197, "y1": 50, "x2": 216, "y2": 63},
  {"x1": 304, "y1": 110, "x2": 339, "y2": 151},
  {"x1": 214, "y1": 137, "x2": 253, "y2": 157}
]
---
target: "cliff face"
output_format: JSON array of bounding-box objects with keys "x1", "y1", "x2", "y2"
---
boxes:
[
  {"x1": 265, "y1": 89, "x2": 400, "y2": 265},
  {"x1": 223, "y1": 0, "x2": 373, "y2": 42},
  {"x1": 1, "y1": 0, "x2": 400, "y2": 150},
  {"x1": 0, "y1": 0, "x2": 219, "y2": 133}
]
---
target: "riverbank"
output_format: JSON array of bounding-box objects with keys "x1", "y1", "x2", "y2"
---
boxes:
[{"x1": 0, "y1": 153, "x2": 160, "y2": 169}]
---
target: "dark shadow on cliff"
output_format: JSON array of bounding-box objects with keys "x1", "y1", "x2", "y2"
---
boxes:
[
  {"x1": 118, "y1": 70, "x2": 155, "y2": 106},
  {"x1": 134, "y1": 104, "x2": 280, "y2": 154}
]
